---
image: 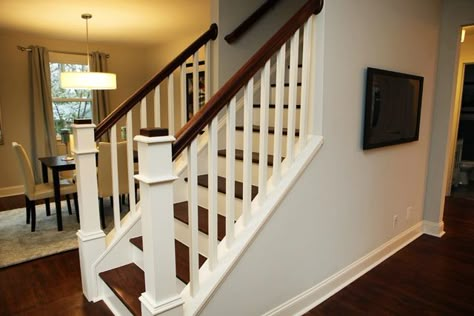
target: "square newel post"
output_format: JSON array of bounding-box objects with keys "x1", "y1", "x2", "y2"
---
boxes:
[
  {"x1": 134, "y1": 128, "x2": 183, "y2": 316},
  {"x1": 72, "y1": 119, "x2": 106, "y2": 301}
]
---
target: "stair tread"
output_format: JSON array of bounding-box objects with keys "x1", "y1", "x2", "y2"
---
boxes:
[
  {"x1": 128, "y1": 238, "x2": 206, "y2": 284},
  {"x1": 217, "y1": 149, "x2": 277, "y2": 166},
  {"x1": 174, "y1": 201, "x2": 226, "y2": 241},
  {"x1": 236, "y1": 125, "x2": 300, "y2": 136},
  {"x1": 253, "y1": 103, "x2": 301, "y2": 109},
  {"x1": 99, "y1": 263, "x2": 143, "y2": 316},
  {"x1": 196, "y1": 175, "x2": 258, "y2": 200}
]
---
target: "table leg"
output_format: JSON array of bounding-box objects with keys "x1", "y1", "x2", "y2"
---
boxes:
[
  {"x1": 53, "y1": 170, "x2": 63, "y2": 231},
  {"x1": 41, "y1": 163, "x2": 51, "y2": 216}
]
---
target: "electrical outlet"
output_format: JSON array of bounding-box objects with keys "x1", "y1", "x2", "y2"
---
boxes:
[
  {"x1": 406, "y1": 206, "x2": 413, "y2": 221},
  {"x1": 393, "y1": 215, "x2": 399, "y2": 229}
]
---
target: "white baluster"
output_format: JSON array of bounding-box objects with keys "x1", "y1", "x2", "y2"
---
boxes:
[
  {"x1": 205, "y1": 43, "x2": 211, "y2": 102},
  {"x1": 126, "y1": 112, "x2": 136, "y2": 214},
  {"x1": 226, "y1": 97, "x2": 236, "y2": 248},
  {"x1": 242, "y1": 78, "x2": 253, "y2": 225},
  {"x1": 272, "y1": 44, "x2": 286, "y2": 183},
  {"x1": 134, "y1": 128, "x2": 183, "y2": 316},
  {"x1": 287, "y1": 30, "x2": 300, "y2": 163},
  {"x1": 168, "y1": 73, "x2": 175, "y2": 135},
  {"x1": 141, "y1": 98, "x2": 147, "y2": 129},
  {"x1": 300, "y1": 17, "x2": 313, "y2": 145},
  {"x1": 73, "y1": 120, "x2": 105, "y2": 300},
  {"x1": 258, "y1": 61, "x2": 271, "y2": 202},
  {"x1": 154, "y1": 85, "x2": 161, "y2": 127},
  {"x1": 110, "y1": 124, "x2": 121, "y2": 231},
  {"x1": 193, "y1": 52, "x2": 199, "y2": 115},
  {"x1": 208, "y1": 116, "x2": 218, "y2": 270},
  {"x1": 180, "y1": 64, "x2": 187, "y2": 126},
  {"x1": 187, "y1": 138, "x2": 200, "y2": 296}
]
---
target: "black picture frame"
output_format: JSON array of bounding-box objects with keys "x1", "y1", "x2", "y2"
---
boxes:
[{"x1": 186, "y1": 71, "x2": 205, "y2": 121}]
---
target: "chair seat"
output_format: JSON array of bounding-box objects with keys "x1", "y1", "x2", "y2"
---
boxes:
[{"x1": 27, "y1": 181, "x2": 77, "y2": 201}]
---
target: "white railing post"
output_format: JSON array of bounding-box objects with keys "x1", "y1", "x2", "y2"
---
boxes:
[
  {"x1": 134, "y1": 128, "x2": 183, "y2": 316},
  {"x1": 72, "y1": 119, "x2": 106, "y2": 301}
]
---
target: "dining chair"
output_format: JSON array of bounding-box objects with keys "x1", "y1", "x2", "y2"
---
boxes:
[
  {"x1": 97, "y1": 141, "x2": 130, "y2": 228},
  {"x1": 12, "y1": 142, "x2": 78, "y2": 232}
]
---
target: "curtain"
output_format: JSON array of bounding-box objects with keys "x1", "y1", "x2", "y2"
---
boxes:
[
  {"x1": 29, "y1": 46, "x2": 57, "y2": 183},
  {"x1": 90, "y1": 51, "x2": 111, "y2": 141}
]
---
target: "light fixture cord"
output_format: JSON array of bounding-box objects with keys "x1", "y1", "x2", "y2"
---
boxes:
[{"x1": 85, "y1": 17, "x2": 90, "y2": 70}]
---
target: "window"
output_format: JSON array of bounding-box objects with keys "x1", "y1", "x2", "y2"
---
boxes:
[{"x1": 50, "y1": 62, "x2": 92, "y2": 135}]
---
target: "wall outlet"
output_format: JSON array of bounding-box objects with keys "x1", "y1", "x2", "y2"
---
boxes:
[
  {"x1": 406, "y1": 206, "x2": 413, "y2": 221},
  {"x1": 393, "y1": 215, "x2": 399, "y2": 229}
]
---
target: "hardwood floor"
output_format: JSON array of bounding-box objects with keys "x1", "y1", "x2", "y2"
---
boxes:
[
  {"x1": 0, "y1": 196, "x2": 472, "y2": 315},
  {"x1": 306, "y1": 197, "x2": 474, "y2": 315}
]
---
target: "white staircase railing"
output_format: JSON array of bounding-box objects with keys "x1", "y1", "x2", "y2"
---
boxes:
[{"x1": 73, "y1": 0, "x2": 324, "y2": 314}]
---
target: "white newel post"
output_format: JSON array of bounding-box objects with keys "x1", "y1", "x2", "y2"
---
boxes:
[
  {"x1": 134, "y1": 128, "x2": 183, "y2": 316},
  {"x1": 72, "y1": 119, "x2": 106, "y2": 301}
]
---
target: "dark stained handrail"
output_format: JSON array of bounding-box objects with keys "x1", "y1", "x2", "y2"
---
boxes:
[
  {"x1": 94, "y1": 23, "x2": 218, "y2": 141},
  {"x1": 224, "y1": 0, "x2": 281, "y2": 44},
  {"x1": 173, "y1": 0, "x2": 323, "y2": 160}
]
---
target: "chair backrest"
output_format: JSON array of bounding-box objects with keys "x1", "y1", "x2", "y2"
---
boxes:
[
  {"x1": 97, "y1": 142, "x2": 129, "y2": 197},
  {"x1": 12, "y1": 142, "x2": 36, "y2": 197}
]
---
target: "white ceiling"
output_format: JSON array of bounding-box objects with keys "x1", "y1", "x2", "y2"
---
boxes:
[{"x1": 0, "y1": 0, "x2": 211, "y2": 46}]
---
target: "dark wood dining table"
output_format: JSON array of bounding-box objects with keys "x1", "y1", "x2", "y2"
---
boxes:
[
  {"x1": 38, "y1": 155, "x2": 76, "y2": 231},
  {"x1": 38, "y1": 150, "x2": 138, "y2": 231}
]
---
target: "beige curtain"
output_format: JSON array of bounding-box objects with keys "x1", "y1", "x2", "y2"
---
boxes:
[
  {"x1": 90, "y1": 51, "x2": 111, "y2": 141},
  {"x1": 29, "y1": 46, "x2": 57, "y2": 183}
]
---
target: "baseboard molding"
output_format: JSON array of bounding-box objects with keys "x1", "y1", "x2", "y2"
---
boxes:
[
  {"x1": 0, "y1": 185, "x2": 23, "y2": 198},
  {"x1": 422, "y1": 220, "x2": 446, "y2": 237},
  {"x1": 264, "y1": 222, "x2": 424, "y2": 316}
]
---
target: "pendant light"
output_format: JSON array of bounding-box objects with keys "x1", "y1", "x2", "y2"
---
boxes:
[{"x1": 60, "y1": 13, "x2": 116, "y2": 90}]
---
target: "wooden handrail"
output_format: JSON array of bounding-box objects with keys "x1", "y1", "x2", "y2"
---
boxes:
[
  {"x1": 224, "y1": 0, "x2": 281, "y2": 44},
  {"x1": 94, "y1": 23, "x2": 218, "y2": 141},
  {"x1": 172, "y1": 0, "x2": 323, "y2": 160}
]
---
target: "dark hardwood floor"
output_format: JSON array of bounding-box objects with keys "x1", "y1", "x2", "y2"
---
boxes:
[
  {"x1": 306, "y1": 197, "x2": 474, "y2": 315},
  {"x1": 0, "y1": 195, "x2": 472, "y2": 315}
]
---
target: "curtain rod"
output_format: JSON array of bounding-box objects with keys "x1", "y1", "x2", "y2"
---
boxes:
[{"x1": 17, "y1": 45, "x2": 109, "y2": 58}]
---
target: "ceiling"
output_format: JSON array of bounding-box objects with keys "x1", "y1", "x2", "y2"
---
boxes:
[{"x1": 0, "y1": 0, "x2": 211, "y2": 46}]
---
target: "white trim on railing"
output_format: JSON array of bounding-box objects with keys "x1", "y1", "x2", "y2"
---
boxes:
[{"x1": 154, "y1": 85, "x2": 161, "y2": 127}]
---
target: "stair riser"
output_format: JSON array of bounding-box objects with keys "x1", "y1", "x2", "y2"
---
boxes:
[
  {"x1": 174, "y1": 217, "x2": 211, "y2": 257},
  {"x1": 252, "y1": 107, "x2": 301, "y2": 129},
  {"x1": 99, "y1": 279, "x2": 134, "y2": 316},
  {"x1": 196, "y1": 184, "x2": 243, "y2": 219},
  {"x1": 254, "y1": 86, "x2": 301, "y2": 104},
  {"x1": 217, "y1": 155, "x2": 273, "y2": 186},
  {"x1": 235, "y1": 130, "x2": 298, "y2": 156}
]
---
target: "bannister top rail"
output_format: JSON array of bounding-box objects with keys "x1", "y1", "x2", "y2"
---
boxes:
[
  {"x1": 94, "y1": 23, "x2": 218, "y2": 141},
  {"x1": 172, "y1": 0, "x2": 323, "y2": 160},
  {"x1": 224, "y1": 0, "x2": 281, "y2": 44}
]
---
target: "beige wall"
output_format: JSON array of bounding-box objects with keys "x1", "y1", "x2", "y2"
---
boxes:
[
  {"x1": 0, "y1": 29, "x2": 149, "y2": 193},
  {"x1": 201, "y1": 0, "x2": 442, "y2": 314},
  {"x1": 424, "y1": 0, "x2": 474, "y2": 225}
]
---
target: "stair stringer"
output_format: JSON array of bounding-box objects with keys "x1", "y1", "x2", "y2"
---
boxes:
[
  {"x1": 180, "y1": 135, "x2": 323, "y2": 316},
  {"x1": 90, "y1": 208, "x2": 143, "y2": 302}
]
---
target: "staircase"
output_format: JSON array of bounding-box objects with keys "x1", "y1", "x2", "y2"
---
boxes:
[{"x1": 72, "y1": 0, "x2": 324, "y2": 315}]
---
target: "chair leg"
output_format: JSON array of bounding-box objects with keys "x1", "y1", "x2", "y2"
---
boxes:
[
  {"x1": 73, "y1": 193, "x2": 80, "y2": 223},
  {"x1": 99, "y1": 197, "x2": 106, "y2": 229},
  {"x1": 25, "y1": 196, "x2": 30, "y2": 224},
  {"x1": 31, "y1": 202, "x2": 36, "y2": 232},
  {"x1": 45, "y1": 198, "x2": 51, "y2": 216},
  {"x1": 66, "y1": 194, "x2": 72, "y2": 215}
]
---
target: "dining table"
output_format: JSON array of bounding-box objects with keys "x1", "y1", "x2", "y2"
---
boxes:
[{"x1": 38, "y1": 150, "x2": 139, "y2": 231}]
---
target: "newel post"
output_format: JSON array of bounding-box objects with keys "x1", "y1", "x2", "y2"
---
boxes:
[
  {"x1": 72, "y1": 119, "x2": 106, "y2": 301},
  {"x1": 134, "y1": 128, "x2": 183, "y2": 316}
]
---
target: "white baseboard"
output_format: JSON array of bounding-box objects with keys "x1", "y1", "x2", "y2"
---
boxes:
[
  {"x1": 423, "y1": 220, "x2": 446, "y2": 237},
  {"x1": 264, "y1": 222, "x2": 424, "y2": 316},
  {"x1": 0, "y1": 185, "x2": 23, "y2": 198}
]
